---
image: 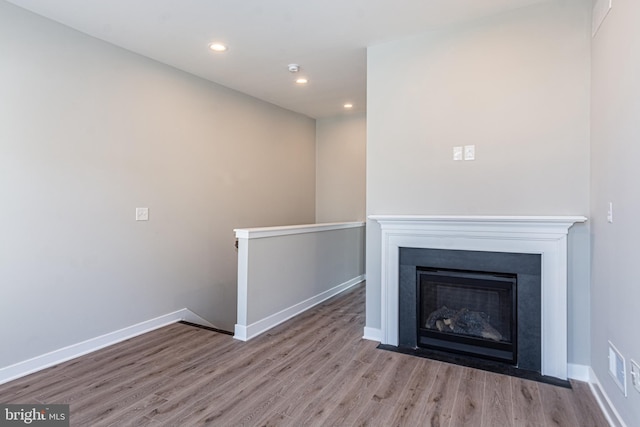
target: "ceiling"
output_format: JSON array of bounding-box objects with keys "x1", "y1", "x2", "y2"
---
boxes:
[{"x1": 6, "y1": 0, "x2": 551, "y2": 119}]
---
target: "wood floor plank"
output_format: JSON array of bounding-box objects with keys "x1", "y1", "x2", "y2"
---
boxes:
[
  {"x1": 175, "y1": 372, "x2": 285, "y2": 426},
  {"x1": 314, "y1": 351, "x2": 399, "y2": 426},
  {"x1": 379, "y1": 357, "x2": 442, "y2": 426},
  {"x1": 416, "y1": 362, "x2": 463, "y2": 427},
  {"x1": 268, "y1": 334, "x2": 361, "y2": 395},
  {"x1": 25, "y1": 327, "x2": 206, "y2": 404},
  {"x1": 252, "y1": 409, "x2": 296, "y2": 427},
  {"x1": 68, "y1": 372, "x2": 174, "y2": 426},
  {"x1": 0, "y1": 283, "x2": 609, "y2": 427},
  {"x1": 220, "y1": 391, "x2": 284, "y2": 427},
  {"x1": 258, "y1": 330, "x2": 367, "y2": 427},
  {"x1": 511, "y1": 377, "x2": 545, "y2": 427},
  {"x1": 94, "y1": 394, "x2": 168, "y2": 427},
  {"x1": 352, "y1": 338, "x2": 381, "y2": 365},
  {"x1": 351, "y1": 399, "x2": 398, "y2": 427},
  {"x1": 0, "y1": 372, "x2": 72, "y2": 403},
  {"x1": 538, "y1": 381, "x2": 582, "y2": 426},
  {"x1": 569, "y1": 380, "x2": 610, "y2": 427},
  {"x1": 144, "y1": 356, "x2": 275, "y2": 424},
  {"x1": 460, "y1": 365, "x2": 486, "y2": 383},
  {"x1": 267, "y1": 338, "x2": 366, "y2": 415},
  {"x1": 0, "y1": 327, "x2": 191, "y2": 401},
  {"x1": 262, "y1": 314, "x2": 361, "y2": 383},
  {"x1": 37, "y1": 341, "x2": 194, "y2": 406},
  {"x1": 450, "y1": 375, "x2": 485, "y2": 426},
  {"x1": 287, "y1": 358, "x2": 370, "y2": 423},
  {"x1": 482, "y1": 371, "x2": 514, "y2": 427},
  {"x1": 370, "y1": 352, "x2": 422, "y2": 407}
]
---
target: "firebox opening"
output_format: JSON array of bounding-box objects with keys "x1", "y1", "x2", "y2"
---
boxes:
[{"x1": 417, "y1": 267, "x2": 517, "y2": 364}]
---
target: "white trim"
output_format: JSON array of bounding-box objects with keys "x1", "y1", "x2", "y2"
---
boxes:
[
  {"x1": 363, "y1": 327, "x2": 382, "y2": 342},
  {"x1": 568, "y1": 363, "x2": 591, "y2": 382},
  {"x1": 233, "y1": 324, "x2": 249, "y2": 341},
  {"x1": 234, "y1": 221, "x2": 365, "y2": 239},
  {"x1": 369, "y1": 215, "x2": 587, "y2": 225},
  {"x1": 236, "y1": 236, "x2": 249, "y2": 328},
  {"x1": 589, "y1": 367, "x2": 627, "y2": 427},
  {"x1": 0, "y1": 309, "x2": 215, "y2": 385},
  {"x1": 369, "y1": 214, "x2": 587, "y2": 380},
  {"x1": 592, "y1": 0, "x2": 612, "y2": 37},
  {"x1": 233, "y1": 275, "x2": 365, "y2": 341}
]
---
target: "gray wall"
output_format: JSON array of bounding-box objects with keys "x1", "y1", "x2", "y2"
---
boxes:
[
  {"x1": 0, "y1": 1, "x2": 315, "y2": 368},
  {"x1": 316, "y1": 113, "x2": 367, "y2": 222},
  {"x1": 244, "y1": 226, "x2": 365, "y2": 324},
  {"x1": 591, "y1": 0, "x2": 640, "y2": 423},
  {"x1": 366, "y1": 0, "x2": 592, "y2": 365}
]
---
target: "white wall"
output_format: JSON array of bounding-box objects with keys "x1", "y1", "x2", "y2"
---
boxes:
[
  {"x1": 316, "y1": 113, "x2": 366, "y2": 222},
  {"x1": 0, "y1": 1, "x2": 315, "y2": 369},
  {"x1": 366, "y1": 0, "x2": 591, "y2": 365},
  {"x1": 591, "y1": 0, "x2": 640, "y2": 423}
]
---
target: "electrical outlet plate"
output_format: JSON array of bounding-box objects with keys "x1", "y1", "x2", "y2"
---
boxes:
[
  {"x1": 631, "y1": 359, "x2": 640, "y2": 393},
  {"x1": 608, "y1": 341, "x2": 627, "y2": 396}
]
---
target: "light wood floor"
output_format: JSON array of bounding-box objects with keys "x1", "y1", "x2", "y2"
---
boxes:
[{"x1": 0, "y1": 283, "x2": 608, "y2": 426}]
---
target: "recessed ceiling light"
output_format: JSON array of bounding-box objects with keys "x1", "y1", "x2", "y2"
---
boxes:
[
  {"x1": 344, "y1": 103, "x2": 353, "y2": 109},
  {"x1": 208, "y1": 42, "x2": 227, "y2": 52},
  {"x1": 296, "y1": 78, "x2": 308, "y2": 84}
]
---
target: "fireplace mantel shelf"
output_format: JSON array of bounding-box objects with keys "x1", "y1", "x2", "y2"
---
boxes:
[
  {"x1": 369, "y1": 215, "x2": 587, "y2": 227},
  {"x1": 369, "y1": 214, "x2": 587, "y2": 221},
  {"x1": 369, "y1": 214, "x2": 587, "y2": 380}
]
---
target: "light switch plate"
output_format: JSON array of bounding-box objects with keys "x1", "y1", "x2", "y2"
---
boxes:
[
  {"x1": 464, "y1": 145, "x2": 475, "y2": 161},
  {"x1": 136, "y1": 207, "x2": 149, "y2": 221},
  {"x1": 453, "y1": 146, "x2": 463, "y2": 161}
]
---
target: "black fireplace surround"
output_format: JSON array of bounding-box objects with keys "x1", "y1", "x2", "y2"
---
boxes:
[{"x1": 398, "y1": 248, "x2": 542, "y2": 375}]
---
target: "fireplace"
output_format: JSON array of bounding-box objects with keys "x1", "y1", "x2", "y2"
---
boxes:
[
  {"x1": 417, "y1": 267, "x2": 517, "y2": 364},
  {"x1": 398, "y1": 248, "x2": 541, "y2": 374},
  {"x1": 369, "y1": 215, "x2": 587, "y2": 380}
]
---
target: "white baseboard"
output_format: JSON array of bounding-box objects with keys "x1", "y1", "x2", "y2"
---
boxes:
[
  {"x1": 568, "y1": 363, "x2": 590, "y2": 381},
  {"x1": 233, "y1": 275, "x2": 365, "y2": 342},
  {"x1": 0, "y1": 308, "x2": 214, "y2": 385},
  {"x1": 233, "y1": 324, "x2": 249, "y2": 341},
  {"x1": 363, "y1": 327, "x2": 382, "y2": 342},
  {"x1": 588, "y1": 367, "x2": 627, "y2": 427}
]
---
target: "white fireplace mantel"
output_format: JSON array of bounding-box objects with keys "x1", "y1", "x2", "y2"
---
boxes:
[{"x1": 369, "y1": 215, "x2": 587, "y2": 380}]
